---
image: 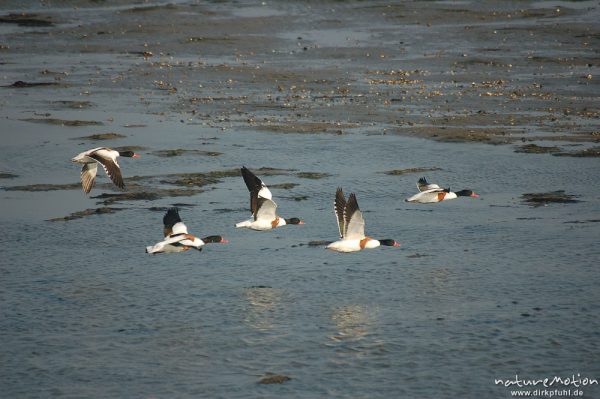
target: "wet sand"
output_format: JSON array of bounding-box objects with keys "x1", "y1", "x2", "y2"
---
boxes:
[
  {"x1": 1, "y1": 0, "x2": 598, "y2": 212},
  {"x1": 1, "y1": 2, "x2": 600, "y2": 399},
  {"x1": 1, "y1": 1, "x2": 598, "y2": 151}
]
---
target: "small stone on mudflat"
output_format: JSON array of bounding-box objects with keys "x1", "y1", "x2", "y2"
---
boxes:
[{"x1": 259, "y1": 375, "x2": 291, "y2": 384}]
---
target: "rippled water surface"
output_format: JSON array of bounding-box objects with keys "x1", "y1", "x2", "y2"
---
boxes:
[{"x1": 1, "y1": 1, "x2": 599, "y2": 398}]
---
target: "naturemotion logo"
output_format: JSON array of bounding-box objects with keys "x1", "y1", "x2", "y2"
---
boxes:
[{"x1": 495, "y1": 374, "x2": 598, "y2": 397}]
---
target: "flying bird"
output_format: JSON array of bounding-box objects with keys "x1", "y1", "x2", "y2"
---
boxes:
[
  {"x1": 327, "y1": 187, "x2": 400, "y2": 253},
  {"x1": 71, "y1": 147, "x2": 139, "y2": 194},
  {"x1": 146, "y1": 208, "x2": 228, "y2": 254},
  {"x1": 235, "y1": 166, "x2": 304, "y2": 230},
  {"x1": 405, "y1": 177, "x2": 479, "y2": 203}
]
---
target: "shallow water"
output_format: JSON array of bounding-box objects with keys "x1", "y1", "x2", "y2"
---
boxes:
[{"x1": 1, "y1": 1, "x2": 600, "y2": 398}]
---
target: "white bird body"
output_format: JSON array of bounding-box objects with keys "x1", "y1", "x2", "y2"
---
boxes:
[
  {"x1": 406, "y1": 190, "x2": 457, "y2": 203},
  {"x1": 235, "y1": 213, "x2": 288, "y2": 231},
  {"x1": 146, "y1": 234, "x2": 205, "y2": 254},
  {"x1": 327, "y1": 238, "x2": 381, "y2": 253},
  {"x1": 72, "y1": 147, "x2": 117, "y2": 163}
]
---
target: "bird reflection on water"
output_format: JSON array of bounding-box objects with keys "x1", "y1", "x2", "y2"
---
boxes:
[
  {"x1": 243, "y1": 286, "x2": 285, "y2": 333},
  {"x1": 330, "y1": 304, "x2": 377, "y2": 342}
]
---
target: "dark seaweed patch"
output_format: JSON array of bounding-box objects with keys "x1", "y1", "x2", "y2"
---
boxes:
[
  {"x1": 258, "y1": 122, "x2": 358, "y2": 134},
  {"x1": 151, "y1": 149, "x2": 223, "y2": 157},
  {"x1": 72, "y1": 133, "x2": 126, "y2": 141},
  {"x1": 157, "y1": 170, "x2": 242, "y2": 187},
  {"x1": 249, "y1": 167, "x2": 293, "y2": 176},
  {"x1": 161, "y1": 175, "x2": 219, "y2": 187},
  {"x1": 292, "y1": 195, "x2": 309, "y2": 201},
  {"x1": 0, "y1": 13, "x2": 54, "y2": 27},
  {"x1": 521, "y1": 191, "x2": 579, "y2": 207},
  {"x1": 47, "y1": 207, "x2": 124, "y2": 222},
  {"x1": 91, "y1": 189, "x2": 201, "y2": 205},
  {"x1": 258, "y1": 375, "x2": 291, "y2": 384},
  {"x1": 269, "y1": 183, "x2": 299, "y2": 189},
  {"x1": 553, "y1": 147, "x2": 600, "y2": 157},
  {"x1": 296, "y1": 172, "x2": 330, "y2": 179},
  {"x1": 5, "y1": 80, "x2": 60, "y2": 88},
  {"x1": 5, "y1": 182, "x2": 81, "y2": 191},
  {"x1": 515, "y1": 144, "x2": 561, "y2": 154},
  {"x1": 113, "y1": 146, "x2": 148, "y2": 152},
  {"x1": 384, "y1": 167, "x2": 441, "y2": 175},
  {"x1": 19, "y1": 118, "x2": 103, "y2": 126}
]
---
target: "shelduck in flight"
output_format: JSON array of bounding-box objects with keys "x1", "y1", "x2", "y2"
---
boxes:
[
  {"x1": 71, "y1": 147, "x2": 140, "y2": 194},
  {"x1": 327, "y1": 187, "x2": 400, "y2": 253},
  {"x1": 405, "y1": 177, "x2": 479, "y2": 203},
  {"x1": 235, "y1": 166, "x2": 304, "y2": 231},
  {"x1": 146, "y1": 207, "x2": 228, "y2": 254}
]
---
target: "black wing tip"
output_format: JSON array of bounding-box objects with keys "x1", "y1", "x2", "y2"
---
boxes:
[
  {"x1": 241, "y1": 166, "x2": 252, "y2": 176},
  {"x1": 334, "y1": 187, "x2": 346, "y2": 238},
  {"x1": 165, "y1": 207, "x2": 180, "y2": 217},
  {"x1": 418, "y1": 177, "x2": 428, "y2": 184},
  {"x1": 163, "y1": 207, "x2": 182, "y2": 227},
  {"x1": 346, "y1": 192, "x2": 360, "y2": 213},
  {"x1": 334, "y1": 187, "x2": 346, "y2": 214},
  {"x1": 240, "y1": 166, "x2": 251, "y2": 183},
  {"x1": 241, "y1": 166, "x2": 263, "y2": 193}
]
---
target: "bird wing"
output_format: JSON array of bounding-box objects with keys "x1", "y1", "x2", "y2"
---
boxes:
[
  {"x1": 162, "y1": 233, "x2": 189, "y2": 246},
  {"x1": 151, "y1": 233, "x2": 199, "y2": 252},
  {"x1": 241, "y1": 166, "x2": 271, "y2": 197},
  {"x1": 80, "y1": 163, "x2": 98, "y2": 194},
  {"x1": 417, "y1": 177, "x2": 441, "y2": 192},
  {"x1": 89, "y1": 150, "x2": 125, "y2": 189},
  {"x1": 250, "y1": 188, "x2": 260, "y2": 218},
  {"x1": 242, "y1": 167, "x2": 272, "y2": 214},
  {"x1": 163, "y1": 208, "x2": 186, "y2": 236},
  {"x1": 170, "y1": 222, "x2": 189, "y2": 236},
  {"x1": 241, "y1": 166, "x2": 261, "y2": 191},
  {"x1": 334, "y1": 187, "x2": 346, "y2": 239},
  {"x1": 254, "y1": 198, "x2": 278, "y2": 221},
  {"x1": 406, "y1": 190, "x2": 444, "y2": 203},
  {"x1": 344, "y1": 193, "x2": 365, "y2": 240}
]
